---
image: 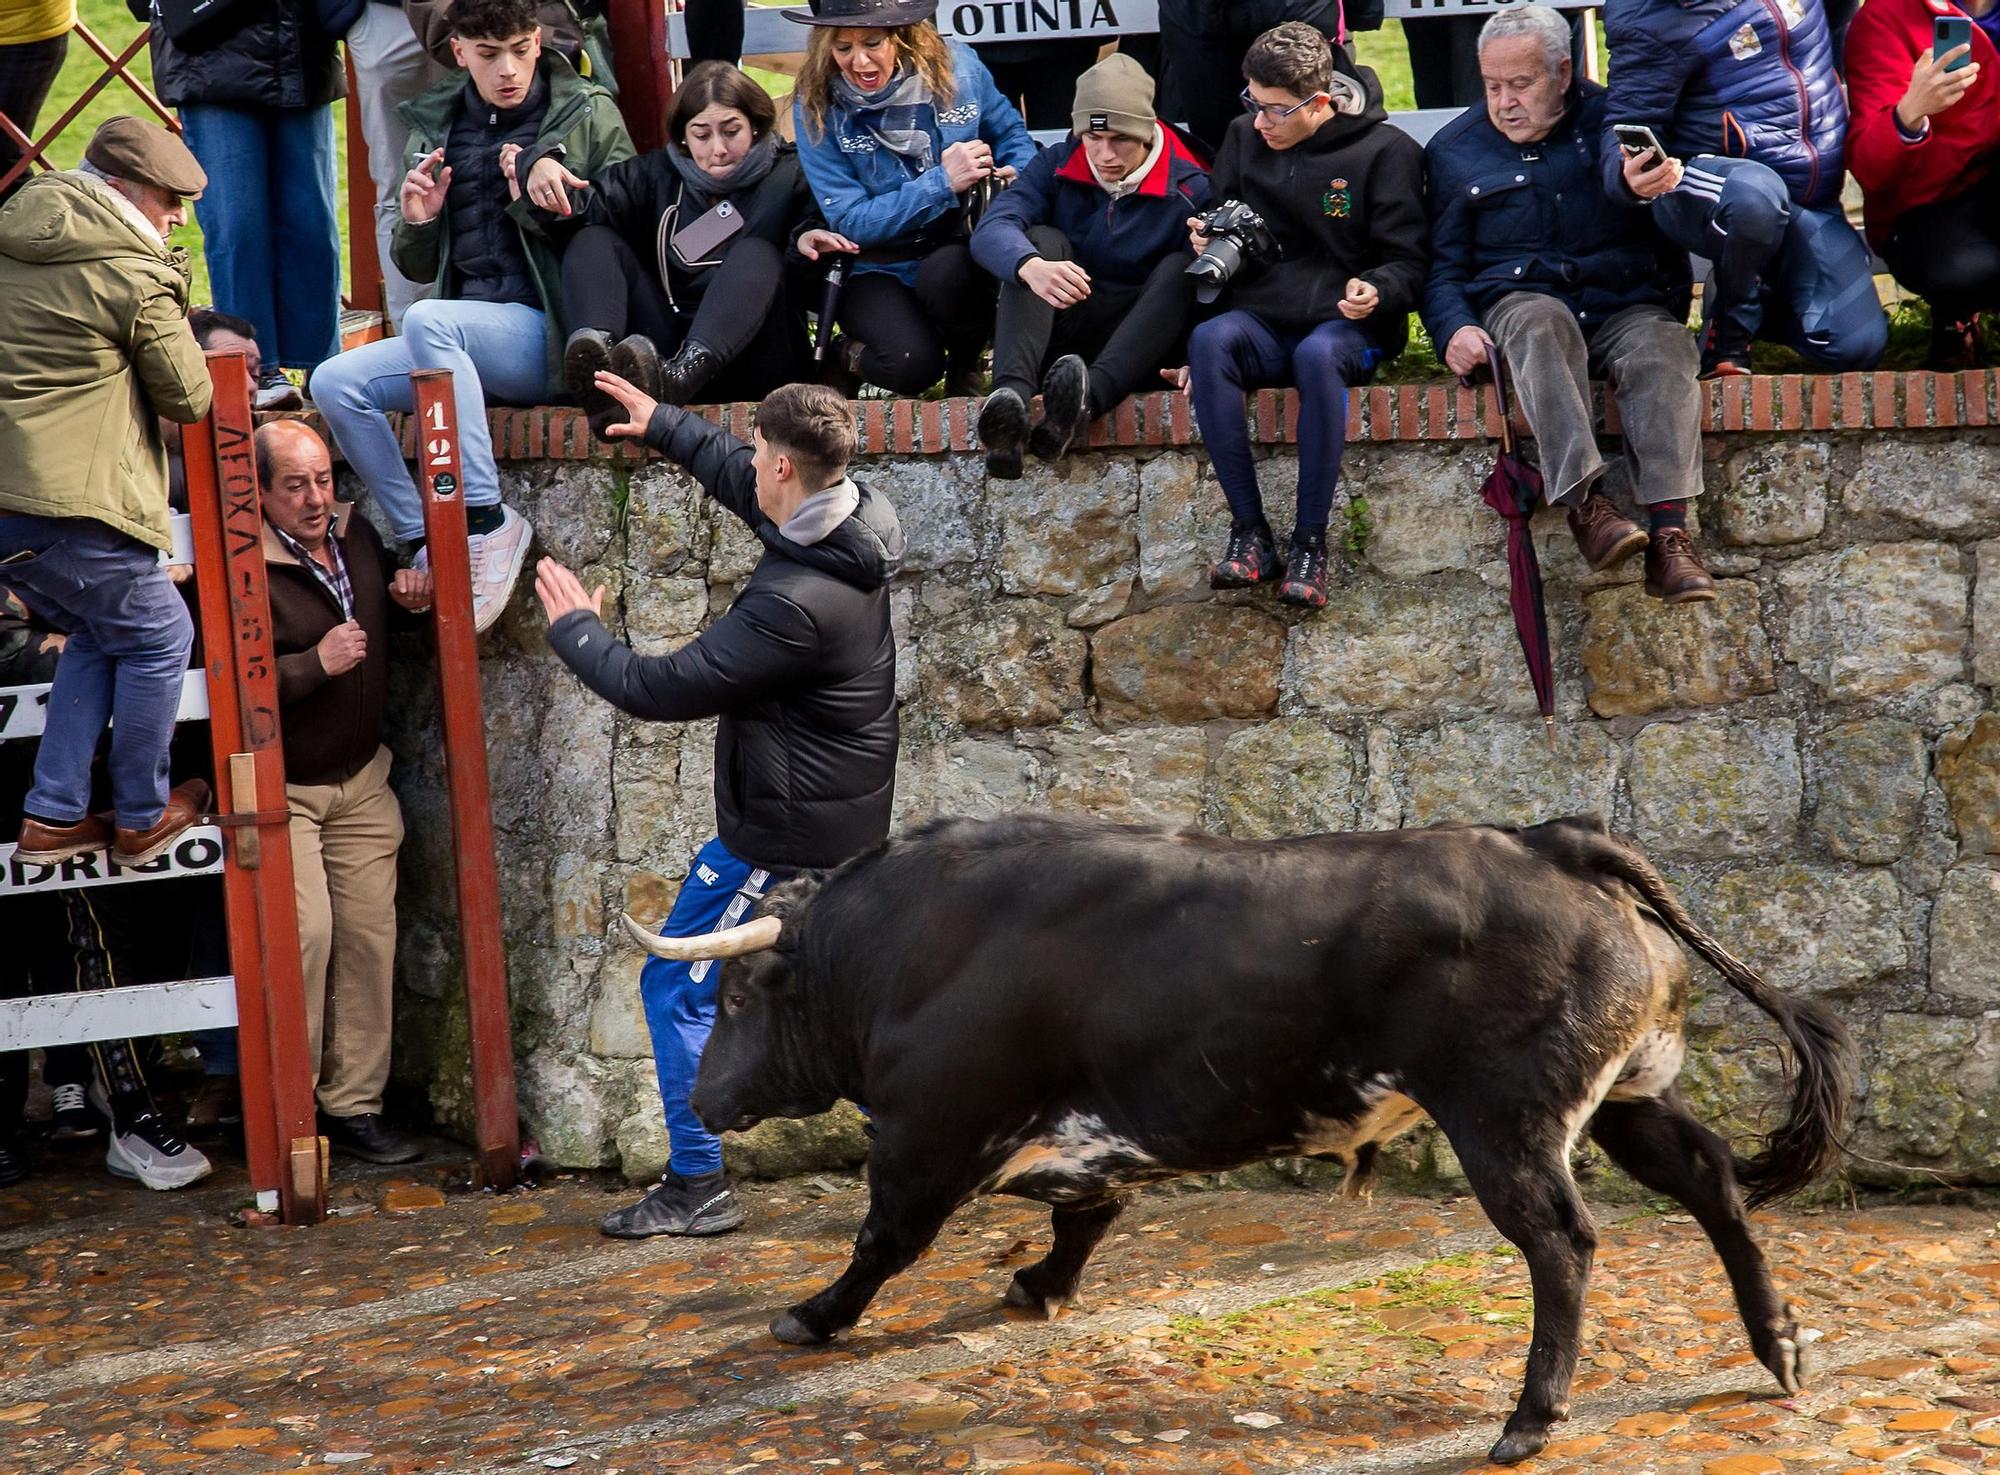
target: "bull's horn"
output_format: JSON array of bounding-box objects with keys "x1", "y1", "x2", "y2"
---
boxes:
[{"x1": 620, "y1": 912, "x2": 782, "y2": 961}]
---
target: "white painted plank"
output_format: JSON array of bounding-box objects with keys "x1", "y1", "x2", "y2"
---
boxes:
[
  {"x1": 0, "y1": 825, "x2": 226, "y2": 897},
  {"x1": 0, "y1": 977, "x2": 237, "y2": 1051},
  {"x1": 0, "y1": 667, "x2": 209, "y2": 742}
]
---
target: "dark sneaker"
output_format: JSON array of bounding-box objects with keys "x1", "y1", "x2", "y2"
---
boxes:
[
  {"x1": 1278, "y1": 535, "x2": 1331, "y2": 609},
  {"x1": 15, "y1": 812, "x2": 113, "y2": 865},
  {"x1": 1209, "y1": 519, "x2": 1281, "y2": 590},
  {"x1": 977, "y1": 387, "x2": 1029, "y2": 480},
  {"x1": 320, "y1": 1112, "x2": 421, "y2": 1165},
  {"x1": 1566, "y1": 491, "x2": 1648, "y2": 572},
  {"x1": 0, "y1": 1137, "x2": 23, "y2": 1187},
  {"x1": 50, "y1": 1081, "x2": 100, "y2": 1141},
  {"x1": 106, "y1": 1111, "x2": 213, "y2": 1190},
  {"x1": 599, "y1": 1169, "x2": 744, "y2": 1239},
  {"x1": 1927, "y1": 315, "x2": 1983, "y2": 373},
  {"x1": 185, "y1": 1074, "x2": 242, "y2": 1134},
  {"x1": 1698, "y1": 318, "x2": 1752, "y2": 380},
  {"x1": 563, "y1": 328, "x2": 619, "y2": 438},
  {"x1": 254, "y1": 368, "x2": 304, "y2": 412},
  {"x1": 112, "y1": 779, "x2": 210, "y2": 868},
  {"x1": 1028, "y1": 353, "x2": 1090, "y2": 461},
  {"x1": 1644, "y1": 527, "x2": 1718, "y2": 604}
]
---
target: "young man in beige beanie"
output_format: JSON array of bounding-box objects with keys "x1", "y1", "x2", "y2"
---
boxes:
[{"x1": 969, "y1": 53, "x2": 1214, "y2": 478}]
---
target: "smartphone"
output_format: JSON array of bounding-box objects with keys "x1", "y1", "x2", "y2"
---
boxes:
[
  {"x1": 1613, "y1": 123, "x2": 1667, "y2": 167},
  {"x1": 1937, "y1": 15, "x2": 1974, "y2": 70},
  {"x1": 670, "y1": 199, "x2": 745, "y2": 263}
]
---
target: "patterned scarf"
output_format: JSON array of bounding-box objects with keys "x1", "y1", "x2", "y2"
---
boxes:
[{"x1": 831, "y1": 64, "x2": 937, "y2": 175}]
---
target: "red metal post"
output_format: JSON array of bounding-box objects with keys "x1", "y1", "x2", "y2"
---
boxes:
[
  {"x1": 606, "y1": 0, "x2": 673, "y2": 154},
  {"x1": 410, "y1": 370, "x2": 520, "y2": 1191},
  {"x1": 181, "y1": 350, "x2": 327, "y2": 1226},
  {"x1": 342, "y1": 49, "x2": 385, "y2": 317}
]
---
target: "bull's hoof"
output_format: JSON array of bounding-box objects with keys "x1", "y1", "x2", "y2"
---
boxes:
[
  {"x1": 1487, "y1": 1426, "x2": 1549, "y2": 1465},
  {"x1": 1759, "y1": 1310, "x2": 1804, "y2": 1394},
  {"x1": 1003, "y1": 1272, "x2": 1068, "y2": 1319},
  {"x1": 770, "y1": 1308, "x2": 831, "y2": 1346}
]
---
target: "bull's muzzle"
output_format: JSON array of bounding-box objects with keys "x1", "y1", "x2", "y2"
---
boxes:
[{"x1": 619, "y1": 912, "x2": 782, "y2": 962}]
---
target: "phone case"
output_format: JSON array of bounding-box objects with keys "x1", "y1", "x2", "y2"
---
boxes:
[{"x1": 671, "y1": 200, "x2": 747, "y2": 265}]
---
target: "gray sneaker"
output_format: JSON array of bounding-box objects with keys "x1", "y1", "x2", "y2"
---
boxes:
[
  {"x1": 599, "y1": 1169, "x2": 743, "y2": 1238},
  {"x1": 106, "y1": 1111, "x2": 213, "y2": 1190}
]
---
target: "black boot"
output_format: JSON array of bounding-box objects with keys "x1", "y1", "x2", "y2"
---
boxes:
[
  {"x1": 319, "y1": 1111, "x2": 421, "y2": 1165},
  {"x1": 945, "y1": 341, "x2": 987, "y2": 399},
  {"x1": 658, "y1": 340, "x2": 723, "y2": 407},
  {"x1": 609, "y1": 333, "x2": 665, "y2": 404},
  {"x1": 599, "y1": 1168, "x2": 744, "y2": 1239},
  {"x1": 977, "y1": 387, "x2": 1029, "y2": 480},
  {"x1": 1028, "y1": 353, "x2": 1090, "y2": 461},
  {"x1": 1209, "y1": 518, "x2": 1281, "y2": 590},
  {"x1": 563, "y1": 329, "x2": 620, "y2": 439}
]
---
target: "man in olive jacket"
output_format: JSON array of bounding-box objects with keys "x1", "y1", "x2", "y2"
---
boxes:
[{"x1": 0, "y1": 117, "x2": 214, "y2": 869}]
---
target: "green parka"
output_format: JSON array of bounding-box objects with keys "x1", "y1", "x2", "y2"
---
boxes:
[
  {"x1": 392, "y1": 51, "x2": 633, "y2": 387},
  {"x1": 0, "y1": 171, "x2": 212, "y2": 552}
]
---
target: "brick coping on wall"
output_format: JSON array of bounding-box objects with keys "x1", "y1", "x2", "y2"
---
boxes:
[{"x1": 304, "y1": 370, "x2": 2000, "y2": 464}]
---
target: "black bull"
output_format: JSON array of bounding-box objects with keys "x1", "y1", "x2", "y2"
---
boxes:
[{"x1": 624, "y1": 813, "x2": 1855, "y2": 1465}]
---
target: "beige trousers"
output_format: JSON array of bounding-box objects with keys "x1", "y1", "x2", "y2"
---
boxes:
[{"x1": 289, "y1": 743, "x2": 404, "y2": 1118}]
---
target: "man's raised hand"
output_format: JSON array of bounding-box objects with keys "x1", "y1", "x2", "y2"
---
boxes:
[
  {"x1": 593, "y1": 369, "x2": 658, "y2": 440},
  {"x1": 401, "y1": 148, "x2": 451, "y2": 225},
  {"x1": 535, "y1": 557, "x2": 606, "y2": 625}
]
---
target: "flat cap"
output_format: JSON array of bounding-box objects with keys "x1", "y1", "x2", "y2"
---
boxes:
[{"x1": 83, "y1": 116, "x2": 206, "y2": 200}]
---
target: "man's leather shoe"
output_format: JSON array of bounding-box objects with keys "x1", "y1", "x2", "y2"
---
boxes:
[
  {"x1": 112, "y1": 779, "x2": 210, "y2": 868},
  {"x1": 1644, "y1": 527, "x2": 1718, "y2": 604},
  {"x1": 1566, "y1": 491, "x2": 1648, "y2": 572},
  {"x1": 16, "y1": 812, "x2": 112, "y2": 864},
  {"x1": 320, "y1": 1111, "x2": 421, "y2": 1165}
]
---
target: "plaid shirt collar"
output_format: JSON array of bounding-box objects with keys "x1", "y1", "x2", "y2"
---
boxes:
[{"x1": 273, "y1": 524, "x2": 354, "y2": 623}]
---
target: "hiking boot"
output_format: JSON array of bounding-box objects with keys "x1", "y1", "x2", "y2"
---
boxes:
[
  {"x1": 1644, "y1": 526, "x2": 1718, "y2": 603},
  {"x1": 1927, "y1": 315, "x2": 1984, "y2": 373},
  {"x1": 112, "y1": 779, "x2": 210, "y2": 868},
  {"x1": 1028, "y1": 354, "x2": 1090, "y2": 461},
  {"x1": 15, "y1": 812, "x2": 113, "y2": 865},
  {"x1": 1566, "y1": 491, "x2": 1648, "y2": 572},
  {"x1": 185, "y1": 1074, "x2": 241, "y2": 1134},
  {"x1": 0, "y1": 1136, "x2": 24, "y2": 1187},
  {"x1": 563, "y1": 328, "x2": 620, "y2": 439},
  {"x1": 320, "y1": 1111, "x2": 420, "y2": 1165},
  {"x1": 1278, "y1": 534, "x2": 1331, "y2": 609},
  {"x1": 977, "y1": 387, "x2": 1029, "y2": 480},
  {"x1": 106, "y1": 1111, "x2": 213, "y2": 1190},
  {"x1": 469, "y1": 505, "x2": 533, "y2": 633},
  {"x1": 599, "y1": 1169, "x2": 744, "y2": 1239},
  {"x1": 50, "y1": 1082, "x2": 100, "y2": 1141},
  {"x1": 1209, "y1": 519, "x2": 1281, "y2": 590},
  {"x1": 656, "y1": 340, "x2": 721, "y2": 407}
]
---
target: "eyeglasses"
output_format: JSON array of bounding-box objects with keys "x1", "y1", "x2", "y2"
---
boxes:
[{"x1": 1240, "y1": 86, "x2": 1324, "y2": 120}]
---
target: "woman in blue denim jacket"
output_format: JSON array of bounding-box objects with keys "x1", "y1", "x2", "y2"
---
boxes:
[{"x1": 786, "y1": 0, "x2": 1037, "y2": 394}]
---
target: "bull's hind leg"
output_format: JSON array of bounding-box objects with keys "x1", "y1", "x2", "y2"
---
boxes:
[
  {"x1": 1003, "y1": 1196, "x2": 1126, "y2": 1317},
  {"x1": 1452, "y1": 1134, "x2": 1598, "y2": 1465},
  {"x1": 1590, "y1": 1092, "x2": 1802, "y2": 1394}
]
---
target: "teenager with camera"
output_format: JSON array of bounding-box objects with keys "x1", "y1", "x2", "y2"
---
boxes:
[
  {"x1": 969, "y1": 53, "x2": 1212, "y2": 478},
  {"x1": 1180, "y1": 23, "x2": 1426, "y2": 609},
  {"x1": 1845, "y1": 0, "x2": 2000, "y2": 369},
  {"x1": 535, "y1": 61, "x2": 835, "y2": 424},
  {"x1": 787, "y1": 0, "x2": 1037, "y2": 397}
]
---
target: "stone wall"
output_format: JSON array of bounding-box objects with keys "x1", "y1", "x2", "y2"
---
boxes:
[{"x1": 372, "y1": 405, "x2": 2000, "y2": 1189}]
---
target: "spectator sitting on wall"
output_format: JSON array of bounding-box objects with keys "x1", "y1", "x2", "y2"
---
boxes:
[
  {"x1": 309, "y1": 0, "x2": 632, "y2": 634},
  {"x1": 1424, "y1": 6, "x2": 1715, "y2": 604},
  {"x1": 1601, "y1": 0, "x2": 1888, "y2": 376},
  {"x1": 256, "y1": 420, "x2": 433, "y2": 1166},
  {"x1": 1179, "y1": 23, "x2": 1427, "y2": 611},
  {"x1": 970, "y1": 53, "x2": 1212, "y2": 479},
  {"x1": 1845, "y1": 0, "x2": 2000, "y2": 369},
  {"x1": 787, "y1": 0, "x2": 1037, "y2": 397},
  {"x1": 536, "y1": 60, "x2": 828, "y2": 428},
  {"x1": 0, "y1": 116, "x2": 213, "y2": 870}
]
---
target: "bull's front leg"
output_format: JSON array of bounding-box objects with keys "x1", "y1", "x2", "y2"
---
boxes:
[{"x1": 771, "y1": 1146, "x2": 967, "y2": 1346}]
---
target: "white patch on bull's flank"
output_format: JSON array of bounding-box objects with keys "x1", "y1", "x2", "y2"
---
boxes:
[
  {"x1": 1606, "y1": 1028, "x2": 1686, "y2": 1102},
  {"x1": 988, "y1": 1112, "x2": 1161, "y2": 1192},
  {"x1": 1559, "y1": 1054, "x2": 1631, "y2": 1161}
]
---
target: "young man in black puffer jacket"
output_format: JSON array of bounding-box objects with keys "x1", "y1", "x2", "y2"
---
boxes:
[{"x1": 538, "y1": 377, "x2": 904, "y2": 1242}]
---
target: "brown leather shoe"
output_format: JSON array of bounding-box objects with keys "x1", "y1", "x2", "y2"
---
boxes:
[
  {"x1": 1567, "y1": 491, "x2": 1649, "y2": 572},
  {"x1": 185, "y1": 1073, "x2": 242, "y2": 1134},
  {"x1": 15, "y1": 812, "x2": 113, "y2": 864},
  {"x1": 1644, "y1": 527, "x2": 1718, "y2": 604},
  {"x1": 112, "y1": 779, "x2": 210, "y2": 868}
]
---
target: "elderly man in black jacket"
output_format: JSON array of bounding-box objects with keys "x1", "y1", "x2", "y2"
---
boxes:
[
  {"x1": 1423, "y1": 5, "x2": 1713, "y2": 602},
  {"x1": 538, "y1": 376, "x2": 903, "y2": 1240}
]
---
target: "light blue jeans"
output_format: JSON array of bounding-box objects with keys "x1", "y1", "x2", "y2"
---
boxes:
[{"x1": 308, "y1": 298, "x2": 547, "y2": 543}]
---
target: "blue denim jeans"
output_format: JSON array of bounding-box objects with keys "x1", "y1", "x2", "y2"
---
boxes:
[
  {"x1": 640, "y1": 837, "x2": 788, "y2": 1179},
  {"x1": 179, "y1": 103, "x2": 342, "y2": 373},
  {"x1": 308, "y1": 299, "x2": 547, "y2": 544},
  {"x1": 0, "y1": 517, "x2": 192, "y2": 830}
]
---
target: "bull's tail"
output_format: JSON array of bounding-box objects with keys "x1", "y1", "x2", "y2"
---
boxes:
[{"x1": 1591, "y1": 835, "x2": 1856, "y2": 1208}]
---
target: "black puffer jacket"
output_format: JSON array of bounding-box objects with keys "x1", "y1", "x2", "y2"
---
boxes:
[
  {"x1": 445, "y1": 72, "x2": 549, "y2": 307},
  {"x1": 548, "y1": 407, "x2": 904, "y2": 872},
  {"x1": 130, "y1": 0, "x2": 346, "y2": 111}
]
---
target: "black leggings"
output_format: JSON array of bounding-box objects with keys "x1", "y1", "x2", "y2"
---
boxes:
[
  {"x1": 560, "y1": 224, "x2": 806, "y2": 402},
  {"x1": 682, "y1": 0, "x2": 743, "y2": 64},
  {"x1": 1882, "y1": 187, "x2": 2000, "y2": 326},
  {"x1": 0, "y1": 32, "x2": 68, "y2": 201},
  {"x1": 836, "y1": 244, "x2": 996, "y2": 395}
]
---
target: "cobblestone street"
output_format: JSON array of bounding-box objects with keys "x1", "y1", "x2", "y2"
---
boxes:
[{"x1": 1, "y1": 1154, "x2": 1994, "y2": 1475}]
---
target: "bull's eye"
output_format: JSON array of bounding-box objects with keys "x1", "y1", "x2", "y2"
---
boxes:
[{"x1": 723, "y1": 992, "x2": 748, "y2": 1017}]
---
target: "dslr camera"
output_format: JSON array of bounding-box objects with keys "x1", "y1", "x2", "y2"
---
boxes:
[{"x1": 1185, "y1": 200, "x2": 1278, "y2": 304}]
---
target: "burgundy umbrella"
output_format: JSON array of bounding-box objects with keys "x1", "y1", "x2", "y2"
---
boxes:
[{"x1": 1473, "y1": 344, "x2": 1556, "y2": 746}]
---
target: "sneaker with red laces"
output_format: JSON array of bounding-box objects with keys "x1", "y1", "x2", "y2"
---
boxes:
[
  {"x1": 1209, "y1": 520, "x2": 1281, "y2": 590},
  {"x1": 1278, "y1": 535, "x2": 1331, "y2": 609}
]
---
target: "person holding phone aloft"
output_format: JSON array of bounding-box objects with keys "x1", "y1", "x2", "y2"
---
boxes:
[{"x1": 1845, "y1": 0, "x2": 2000, "y2": 369}]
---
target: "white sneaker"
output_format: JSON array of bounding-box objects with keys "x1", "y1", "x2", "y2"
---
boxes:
[
  {"x1": 469, "y1": 505, "x2": 532, "y2": 633},
  {"x1": 106, "y1": 1111, "x2": 213, "y2": 1190}
]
